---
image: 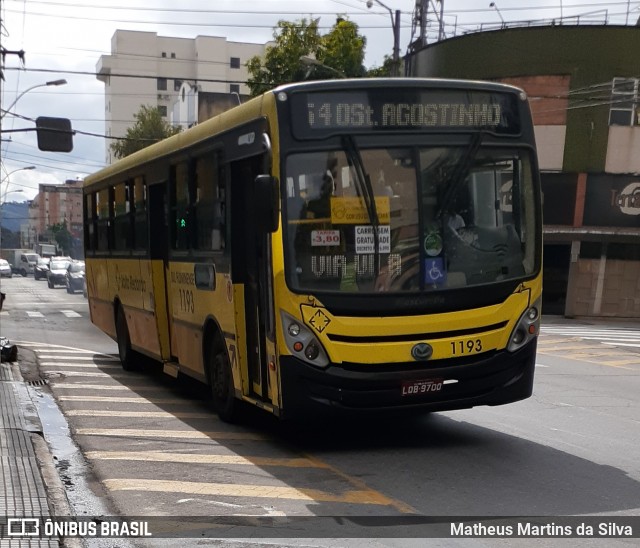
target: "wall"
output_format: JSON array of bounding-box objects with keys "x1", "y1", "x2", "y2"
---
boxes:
[{"x1": 573, "y1": 258, "x2": 640, "y2": 317}]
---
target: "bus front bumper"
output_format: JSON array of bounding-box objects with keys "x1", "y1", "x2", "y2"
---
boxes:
[{"x1": 279, "y1": 340, "x2": 536, "y2": 418}]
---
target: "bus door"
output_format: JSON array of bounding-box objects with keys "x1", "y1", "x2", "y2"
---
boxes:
[
  {"x1": 147, "y1": 180, "x2": 172, "y2": 361},
  {"x1": 229, "y1": 153, "x2": 274, "y2": 402}
]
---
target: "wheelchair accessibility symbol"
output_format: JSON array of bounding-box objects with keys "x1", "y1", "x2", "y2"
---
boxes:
[{"x1": 425, "y1": 258, "x2": 446, "y2": 285}]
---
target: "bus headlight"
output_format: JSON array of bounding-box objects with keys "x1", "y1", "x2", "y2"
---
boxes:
[
  {"x1": 508, "y1": 299, "x2": 541, "y2": 352},
  {"x1": 281, "y1": 310, "x2": 330, "y2": 368}
]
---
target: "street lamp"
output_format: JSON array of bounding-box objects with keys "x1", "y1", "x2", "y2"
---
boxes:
[
  {"x1": 1, "y1": 189, "x2": 23, "y2": 205},
  {"x1": 1, "y1": 79, "x2": 67, "y2": 120},
  {"x1": 1, "y1": 166, "x2": 35, "y2": 204},
  {"x1": 0, "y1": 167, "x2": 32, "y2": 249},
  {"x1": 367, "y1": 0, "x2": 401, "y2": 76},
  {"x1": 489, "y1": 2, "x2": 506, "y2": 27},
  {"x1": 300, "y1": 55, "x2": 347, "y2": 79}
]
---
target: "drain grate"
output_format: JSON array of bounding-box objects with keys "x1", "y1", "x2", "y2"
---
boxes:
[{"x1": 26, "y1": 378, "x2": 49, "y2": 387}]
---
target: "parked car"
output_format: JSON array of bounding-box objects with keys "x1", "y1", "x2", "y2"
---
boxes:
[
  {"x1": 0, "y1": 259, "x2": 12, "y2": 278},
  {"x1": 47, "y1": 257, "x2": 72, "y2": 288},
  {"x1": 34, "y1": 257, "x2": 51, "y2": 280},
  {"x1": 65, "y1": 261, "x2": 85, "y2": 294}
]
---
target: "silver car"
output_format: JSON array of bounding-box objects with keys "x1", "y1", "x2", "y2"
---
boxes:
[{"x1": 47, "y1": 258, "x2": 71, "y2": 288}]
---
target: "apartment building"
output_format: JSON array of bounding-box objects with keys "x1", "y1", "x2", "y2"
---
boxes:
[
  {"x1": 96, "y1": 30, "x2": 269, "y2": 164},
  {"x1": 26, "y1": 179, "x2": 83, "y2": 252}
]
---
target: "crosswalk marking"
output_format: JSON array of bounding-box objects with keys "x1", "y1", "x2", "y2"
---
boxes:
[
  {"x1": 540, "y1": 325, "x2": 640, "y2": 349},
  {"x1": 53, "y1": 383, "x2": 159, "y2": 391},
  {"x1": 67, "y1": 410, "x2": 213, "y2": 419},
  {"x1": 2, "y1": 309, "x2": 85, "y2": 319},
  {"x1": 34, "y1": 349, "x2": 112, "y2": 354},
  {"x1": 59, "y1": 395, "x2": 184, "y2": 404},
  {"x1": 39, "y1": 362, "x2": 121, "y2": 368},
  {"x1": 76, "y1": 428, "x2": 266, "y2": 441},
  {"x1": 45, "y1": 371, "x2": 127, "y2": 378},
  {"x1": 103, "y1": 478, "x2": 399, "y2": 506},
  {"x1": 537, "y1": 344, "x2": 605, "y2": 352},
  {"x1": 85, "y1": 451, "x2": 330, "y2": 469},
  {"x1": 38, "y1": 355, "x2": 120, "y2": 361},
  {"x1": 604, "y1": 342, "x2": 640, "y2": 348}
]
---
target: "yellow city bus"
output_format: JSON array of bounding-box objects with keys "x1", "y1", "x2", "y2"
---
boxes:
[{"x1": 83, "y1": 78, "x2": 542, "y2": 422}]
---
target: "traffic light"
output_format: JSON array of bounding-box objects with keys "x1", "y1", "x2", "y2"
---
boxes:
[{"x1": 36, "y1": 117, "x2": 73, "y2": 152}]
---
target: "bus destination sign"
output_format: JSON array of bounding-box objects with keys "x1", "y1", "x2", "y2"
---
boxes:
[{"x1": 290, "y1": 88, "x2": 521, "y2": 139}]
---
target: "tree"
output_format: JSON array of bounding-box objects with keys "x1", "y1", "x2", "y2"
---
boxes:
[
  {"x1": 366, "y1": 55, "x2": 398, "y2": 77},
  {"x1": 49, "y1": 222, "x2": 73, "y2": 256},
  {"x1": 321, "y1": 17, "x2": 367, "y2": 78},
  {"x1": 110, "y1": 105, "x2": 181, "y2": 159},
  {"x1": 246, "y1": 17, "x2": 367, "y2": 96}
]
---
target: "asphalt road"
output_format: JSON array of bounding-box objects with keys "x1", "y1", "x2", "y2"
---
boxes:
[{"x1": 1, "y1": 274, "x2": 639, "y2": 547}]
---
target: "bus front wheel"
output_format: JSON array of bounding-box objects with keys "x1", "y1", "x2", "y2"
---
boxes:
[
  {"x1": 116, "y1": 306, "x2": 137, "y2": 371},
  {"x1": 208, "y1": 337, "x2": 237, "y2": 423}
]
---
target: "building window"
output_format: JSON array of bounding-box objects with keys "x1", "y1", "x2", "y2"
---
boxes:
[
  {"x1": 230, "y1": 57, "x2": 241, "y2": 69},
  {"x1": 158, "y1": 105, "x2": 168, "y2": 117},
  {"x1": 161, "y1": 52, "x2": 167, "y2": 58},
  {"x1": 171, "y1": 52, "x2": 176, "y2": 59},
  {"x1": 174, "y1": 79, "x2": 183, "y2": 91},
  {"x1": 230, "y1": 83, "x2": 240, "y2": 94},
  {"x1": 609, "y1": 77, "x2": 638, "y2": 126},
  {"x1": 157, "y1": 77, "x2": 168, "y2": 91}
]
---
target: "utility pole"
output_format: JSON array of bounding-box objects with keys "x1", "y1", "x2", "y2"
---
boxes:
[{"x1": 367, "y1": 0, "x2": 401, "y2": 76}]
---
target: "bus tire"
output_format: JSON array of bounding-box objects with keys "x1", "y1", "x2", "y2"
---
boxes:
[
  {"x1": 116, "y1": 305, "x2": 137, "y2": 371},
  {"x1": 208, "y1": 336, "x2": 237, "y2": 423}
]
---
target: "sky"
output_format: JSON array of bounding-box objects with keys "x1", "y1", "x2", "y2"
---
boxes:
[{"x1": 1, "y1": 0, "x2": 639, "y2": 202}]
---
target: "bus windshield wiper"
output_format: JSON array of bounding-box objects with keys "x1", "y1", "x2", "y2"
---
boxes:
[
  {"x1": 436, "y1": 132, "x2": 483, "y2": 220},
  {"x1": 342, "y1": 136, "x2": 380, "y2": 276}
]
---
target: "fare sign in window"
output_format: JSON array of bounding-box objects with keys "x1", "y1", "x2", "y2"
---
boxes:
[{"x1": 311, "y1": 230, "x2": 341, "y2": 246}]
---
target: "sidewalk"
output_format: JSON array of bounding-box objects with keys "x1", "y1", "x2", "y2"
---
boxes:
[{"x1": 0, "y1": 354, "x2": 61, "y2": 547}]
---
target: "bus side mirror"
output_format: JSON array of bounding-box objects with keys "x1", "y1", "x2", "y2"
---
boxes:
[{"x1": 254, "y1": 175, "x2": 279, "y2": 233}]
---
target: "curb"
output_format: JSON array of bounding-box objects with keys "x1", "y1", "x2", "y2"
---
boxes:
[{"x1": 11, "y1": 347, "x2": 83, "y2": 548}]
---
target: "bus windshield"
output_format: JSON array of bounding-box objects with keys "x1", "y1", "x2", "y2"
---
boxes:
[{"x1": 284, "y1": 144, "x2": 538, "y2": 293}]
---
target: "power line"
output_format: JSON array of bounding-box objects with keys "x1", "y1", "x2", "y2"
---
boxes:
[
  {"x1": 3, "y1": 6, "x2": 408, "y2": 30},
  {"x1": 6, "y1": 0, "x2": 372, "y2": 16}
]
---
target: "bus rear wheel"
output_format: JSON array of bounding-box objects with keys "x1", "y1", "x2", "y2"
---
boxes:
[
  {"x1": 116, "y1": 306, "x2": 137, "y2": 371},
  {"x1": 208, "y1": 337, "x2": 237, "y2": 422}
]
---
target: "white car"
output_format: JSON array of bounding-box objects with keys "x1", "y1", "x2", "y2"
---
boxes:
[{"x1": 0, "y1": 259, "x2": 12, "y2": 278}]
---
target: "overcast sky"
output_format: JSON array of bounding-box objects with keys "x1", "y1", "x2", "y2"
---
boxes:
[{"x1": 1, "y1": 0, "x2": 638, "y2": 202}]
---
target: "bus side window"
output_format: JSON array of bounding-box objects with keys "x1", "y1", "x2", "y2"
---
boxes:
[
  {"x1": 133, "y1": 176, "x2": 147, "y2": 251},
  {"x1": 195, "y1": 153, "x2": 225, "y2": 251},
  {"x1": 113, "y1": 181, "x2": 131, "y2": 251},
  {"x1": 171, "y1": 162, "x2": 191, "y2": 251},
  {"x1": 84, "y1": 192, "x2": 97, "y2": 252},
  {"x1": 96, "y1": 187, "x2": 111, "y2": 252}
]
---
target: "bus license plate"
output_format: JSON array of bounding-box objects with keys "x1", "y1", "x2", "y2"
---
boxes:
[{"x1": 401, "y1": 379, "x2": 443, "y2": 397}]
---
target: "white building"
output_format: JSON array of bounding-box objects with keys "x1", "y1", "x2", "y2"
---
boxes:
[{"x1": 96, "y1": 30, "x2": 269, "y2": 164}]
